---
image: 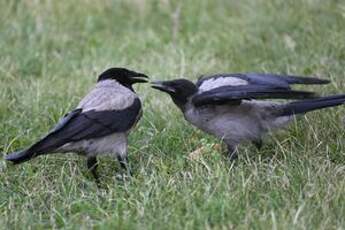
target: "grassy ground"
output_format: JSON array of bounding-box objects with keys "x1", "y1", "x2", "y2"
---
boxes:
[{"x1": 1, "y1": 0, "x2": 345, "y2": 229}]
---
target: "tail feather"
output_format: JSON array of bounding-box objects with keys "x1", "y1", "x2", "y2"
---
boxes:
[
  {"x1": 4, "y1": 149, "x2": 35, "y2": 164},
  {"x1": 5, "y1": 132, "x2": 66, "y2": 165},
  {"x1": 279, "y1": 94, "x2": 345, "y2": 116}
]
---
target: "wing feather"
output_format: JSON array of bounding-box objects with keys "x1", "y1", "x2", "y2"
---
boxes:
[
  {"x1": 27, "y1": 98, "x2": 142, "y2": 154},
  {"x1": 192, "y1": 85, "x2": 316, "y2": 107},
  {"x1": 196, "y1": 73, "x2": 329, "y2": 91}
]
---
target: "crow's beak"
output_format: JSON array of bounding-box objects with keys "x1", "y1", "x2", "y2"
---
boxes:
[
  {"x1": 131, "y1": 73, "x2": 149, "y2": 83},
  {"x1": 151, "y1": 81, "x2": 176, "y2": 93}
]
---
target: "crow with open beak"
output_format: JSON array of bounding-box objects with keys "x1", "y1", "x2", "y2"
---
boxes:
[
  {"x1": 5, "y1": 67, "x2": 148, "y2": 182},
  {"x1": 152, "y1": 73, "x2": 345, "y2": 160}
]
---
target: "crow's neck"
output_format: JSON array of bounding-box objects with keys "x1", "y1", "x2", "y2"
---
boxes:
[{"x1": 171, "y1": 96, "x2": 189, "y2": 112}]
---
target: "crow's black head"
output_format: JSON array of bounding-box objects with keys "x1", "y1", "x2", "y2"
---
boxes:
[
  {"x1": 98, "y1": 68, "x2": 149, "y2": 90},
  {"x1": 151, "y1": 79, "x2": 197, "y2": 110}
]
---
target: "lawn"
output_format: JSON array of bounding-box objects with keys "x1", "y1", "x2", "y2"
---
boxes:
[{"x1": 1, "y1": 0, "x2": 345, "y2": 229}]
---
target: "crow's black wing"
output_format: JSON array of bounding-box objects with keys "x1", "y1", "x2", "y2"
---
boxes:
[
  {"x1": 27, "y1": 98, "x2": 142, "y2": 154},
  {"x1": 192, "y1": 85, "x2": 316, "y2": 107},
  {"x1": 196, "y1": 73, "x2": 329, "y2": 89},
  {"x1": 240, "y1": 73, "x2": 329, "y2": 86}
]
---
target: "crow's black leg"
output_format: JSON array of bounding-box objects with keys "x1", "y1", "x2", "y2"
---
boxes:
[
  {"x1": 227, "y1": 145, "x2": 238, "y2": 162},
  {"x1": 117, "y1": 155, "x2": 132, "y2": 177},
  {"x1": 87, "y1": 157, "x2": 100, "y2": 184},
  {"x1": 252, "y1": 139, "x2": 263, "y2": 150}
]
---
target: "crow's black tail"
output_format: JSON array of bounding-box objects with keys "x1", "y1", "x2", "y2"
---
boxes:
[
  {"x1": 279, "y1": 94, "x2": 345, "y2": 116},
  {"x1": 4, "y1": 149, "x2": 35, "y2": 164}
]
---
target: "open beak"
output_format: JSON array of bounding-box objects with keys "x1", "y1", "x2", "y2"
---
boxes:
[
  {"x1": 131, "y1": 73, "x2": 149, "y2": 83},
  {"x1": 151, "y1": 81, "x2": 176, "y2": 93}
]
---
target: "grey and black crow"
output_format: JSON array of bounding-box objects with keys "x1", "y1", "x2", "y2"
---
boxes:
[
  {"x1": 5, "y1": 67, "x2": 148, "y2": 182},
  {"x1": 152, "y1": 73, "x2": 345, "y2": 160}
]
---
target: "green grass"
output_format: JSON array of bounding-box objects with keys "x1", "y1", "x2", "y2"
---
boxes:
[{"x1": 1, "y1": 0, "x2": 345, "y2": 229}]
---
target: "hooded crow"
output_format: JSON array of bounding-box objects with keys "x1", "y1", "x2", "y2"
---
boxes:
[
  {"x1": 5, "y1": 67, "x2": 148, "y2": 182},
  {"x1": 151, "y1": 73, "x2": 345, "y2": 160}
]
